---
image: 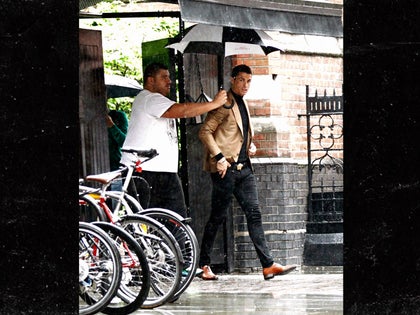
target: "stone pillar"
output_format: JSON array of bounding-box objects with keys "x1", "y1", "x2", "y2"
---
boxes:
[{"x1": 233, "y1": 158, "x2": 308, "y2": 272}]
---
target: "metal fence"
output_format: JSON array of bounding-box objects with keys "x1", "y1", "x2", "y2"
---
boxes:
[{"x1": 300, "y1": 85, "x2": 343, "y2": 223}]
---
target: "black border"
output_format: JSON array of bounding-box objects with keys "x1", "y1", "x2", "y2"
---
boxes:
[
  {"x1": 344, "y1": 1, "x2": 420, "y2": 313},
  {"x1": 1, "y1": 1, "x2": 79, "y2": 314}
]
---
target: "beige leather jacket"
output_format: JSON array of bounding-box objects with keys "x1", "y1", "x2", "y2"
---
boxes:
[{"x1": 199, "y1": 90, "x2": 254, "y2": 173}]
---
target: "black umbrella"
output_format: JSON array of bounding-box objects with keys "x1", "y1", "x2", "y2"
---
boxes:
[
  {"x1": 166, "y1": 24, "x2": 284, "y2": 57},
  {"x1": 167, "y1": 24, "x2": 284, "y2": 88},
  {"x1": 105, "y1": 74, "x2": 143, "y2": 98}
]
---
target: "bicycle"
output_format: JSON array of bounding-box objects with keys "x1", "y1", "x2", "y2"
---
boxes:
[
  {"x1": 90, "y1": 221, "x2": 151, "y2": 315},
  {"x1": 121, "y1": 148, "x2": 200, "y2": 301},
  {"x1": 82, "y1": 148, "x2": 200, "y2": 302},
  {"x1": 79, "y1": 222, "x2": 122, "y2": 315},
  {"x1": 79, "y1": 174, "x2": 183, "y2": 309}
]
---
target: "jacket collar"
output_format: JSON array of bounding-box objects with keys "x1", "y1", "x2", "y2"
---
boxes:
[{"x1": 228, "y1": 89, "x2": 254, "y2": 137}]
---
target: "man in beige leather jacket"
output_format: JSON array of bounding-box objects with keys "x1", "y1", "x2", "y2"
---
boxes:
[
  {"x1": 200, "y1": 84, "x2": 254, "y2": 174},
  {"x1": 198, "y1": 64, "x2": 297, "y2": 281}
]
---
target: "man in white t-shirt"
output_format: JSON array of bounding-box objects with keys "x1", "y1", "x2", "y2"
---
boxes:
[{"x1": 121, "y1": 62, "x2": 227, "y2": 218}]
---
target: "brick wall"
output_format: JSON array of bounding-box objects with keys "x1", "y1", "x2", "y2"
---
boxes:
[
  {"x1": 231, "y1": 51, "x2": 343, "y2": 161},
  {"x1": 232, "y1": 158, "x2": 308, "y2": 272}
]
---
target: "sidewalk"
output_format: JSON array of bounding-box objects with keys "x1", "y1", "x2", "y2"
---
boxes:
[
  {"x1": 127, "y1": 266, "x2": 343, "y2": 314},
  {"x1": 186, "y1": 266, "x2": 343, "y2": 296}
]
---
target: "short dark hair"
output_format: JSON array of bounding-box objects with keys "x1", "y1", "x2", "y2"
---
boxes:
[
  {"x1": 231, "y1": 64, "x2": 252, "y2": 78},
  {"x1": 144, "y1": 62, "x2": 168, "y2": 81}
]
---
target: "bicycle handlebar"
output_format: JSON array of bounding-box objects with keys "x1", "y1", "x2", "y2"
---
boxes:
[{"x1": 121, "y1": 148, "x2": 158, "y2": 159}]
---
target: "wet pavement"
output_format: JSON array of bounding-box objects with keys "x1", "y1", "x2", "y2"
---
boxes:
[{"x1": 99, "y1": 266, "x2": 343, "y2": 315}]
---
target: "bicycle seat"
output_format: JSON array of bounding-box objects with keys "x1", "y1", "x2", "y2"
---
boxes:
[{"x1": 85, "y1": 170, "x2": 122, "y2": 185}]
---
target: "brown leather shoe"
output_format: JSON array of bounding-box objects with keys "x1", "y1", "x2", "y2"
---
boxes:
[
  {"x1": 201, "y1": 265, "x2": 218, "y2": 280},
  {"x1": 263, "y1": 263, "x2": 297, "y2": 280}
]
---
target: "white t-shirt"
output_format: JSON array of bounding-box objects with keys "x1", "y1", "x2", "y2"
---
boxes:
[{"x1": 120, "y1": 90, "x2": 178, "y2": 172}]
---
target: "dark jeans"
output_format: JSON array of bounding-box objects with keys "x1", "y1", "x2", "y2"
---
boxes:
[
  {"x1": 139, "y1": 171, "x2": 188, "y2": 218},
  {"x1": 140, "y1": 171, "x2": 189, "y2": 269},
  {"x1": 199, "y1": 164, "x2": 274, "y2": 268}
]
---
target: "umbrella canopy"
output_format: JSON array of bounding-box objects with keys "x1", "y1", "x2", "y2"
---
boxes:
[
  {"x1": 166, "y1": 24, "x2": 284, "y2": 57},
  {"x1": 104, "y1": 74, "x2": 143, "y2": 98}
]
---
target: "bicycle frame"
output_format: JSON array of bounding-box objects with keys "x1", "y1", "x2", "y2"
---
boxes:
[
  {"x1": 80, "y1": 184, "x2": 169, "y2": 266},
  {"x1": 81, "y1": 148, "x2": 158, "y2": 219}
]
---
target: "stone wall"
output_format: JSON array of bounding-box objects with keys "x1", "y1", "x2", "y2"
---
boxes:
[{"x1": 232, "y1": 158, "x2": 308, "y2": 272}]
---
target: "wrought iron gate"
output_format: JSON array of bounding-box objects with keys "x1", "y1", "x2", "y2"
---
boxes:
[{"x1": 300, "y1": 85, "x2": 343, "y2": 223}]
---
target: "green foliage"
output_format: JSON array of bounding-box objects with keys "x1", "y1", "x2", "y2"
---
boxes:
[
  {"x1": 80, "y1": 1, "x2": 180, "y2": 118},
  {"x1": 107, "y1": 97, "x2": 134, "y2": 116},
  {"x1": 152, "y1": 20, "x2": 179, "y2": 38},
  {"x1": 104, "y1": 57, "x2": 142, "y2": 84}
]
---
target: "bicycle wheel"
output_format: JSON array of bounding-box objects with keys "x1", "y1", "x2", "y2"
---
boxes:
[
  {"x1": 118, "y1": 214, "x2": 183, "y2": 309},
  {"x1": 79, "y1": 222, "x2": 122, "y2": 315},
  {"x1": 79, "y1": 194, "x2": 107, "y2": 222},
  {"x1": 103, "y1": 189, "x2": 199, "y2": 301},
  {"x1": 92, "y1": 222, "x2": 151, "y2": 315},
  {"x1": 140, "y1": 208, "x2": 199, "y2": 302}
]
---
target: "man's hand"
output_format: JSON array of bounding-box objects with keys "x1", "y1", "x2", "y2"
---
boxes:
[
  {"x1": 216, "y1": 157, "x2": 231, "y2": 178},
  {"x1": 162, "y1": 89, "x2": 228, "y2": 119},
  {"x1": 213, "y1": 89, "x2": 228, "y2": 107},
  {"x1": 248, "y1": 142, "x2": 257, "y2": 156}
]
